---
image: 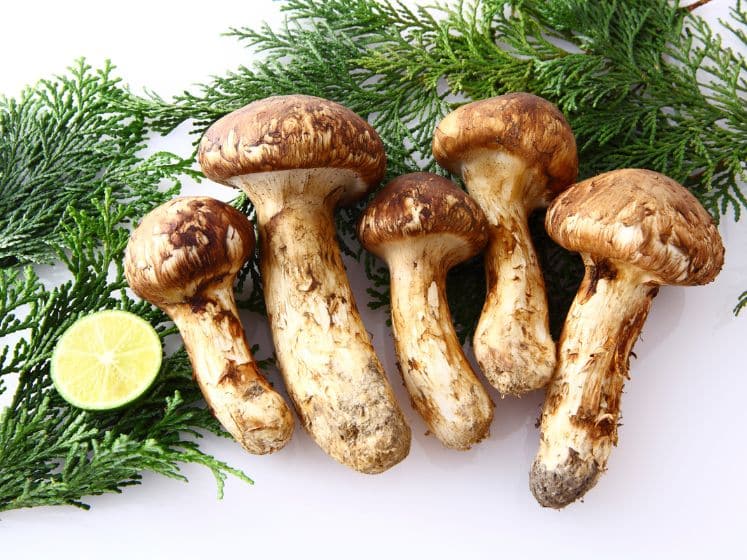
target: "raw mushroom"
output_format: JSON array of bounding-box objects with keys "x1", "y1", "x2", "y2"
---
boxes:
[
  {"x1": 198, "y1": 95, "x2": 411, "y2": 474},
  {"x1": 358, "y1": 173, "x2": 494, "y2": 450},
  {"x1": 124, "y1": 196, "x2": 294, "y2": 454},
  {"x1": 432, "y1": 93, "x2": 578, "y2": 396},
  {"x1": 530, "y1": 169, "x2": 725, "y2": 508}
]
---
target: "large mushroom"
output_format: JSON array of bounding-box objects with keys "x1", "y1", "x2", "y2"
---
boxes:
[
  {"x1": 198, "y1": 95, "x2": 411, "y2": 473},
  {"x1": 432, "y1": 93, "x2": 578, "y2": 396},
  {"x1": 125, "y1": 196, "x2": 294, "y2": 454},
  {"x1": 357, "y1": 172, "x2": 494, "y2": 450},
  {"x1": 530, "y1": 169, "x2": 725, "y2": 508}
]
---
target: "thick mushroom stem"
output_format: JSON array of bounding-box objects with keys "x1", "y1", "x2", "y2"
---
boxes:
[
  {"x1": 167, "y1": 285, "x2": 294, "y2": 455},
  {"x1": 462, "y1": 152, "x2": 556, "y2": 395},
  {"x1": 230, "y1": 169, "x2": 411, "y2": 474},
  {"x1": 387, "y1": 242, "x2": 494, "y2": 450},
  {"x1": 530, "y1": 258, "x2": 657, "y2": 508}
]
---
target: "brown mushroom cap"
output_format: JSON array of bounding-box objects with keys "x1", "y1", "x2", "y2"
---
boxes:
[
  {"x1": 357, "y1": 172, "x2": 489, "y2": 264},
  {"x1": 197, "y1": 95, "x2": 386, "y2": 205},
  {"x1": 432, "y1": 93, "x2": 578, "y2": 194},
  {"x1": 546, "y1": 168, "x2": 725, "y2": 285},
  {"x1": 125, "y1": 196, "x2": 255, "y2": 306}
]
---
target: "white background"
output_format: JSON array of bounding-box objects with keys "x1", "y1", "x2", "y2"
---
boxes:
[{"x1": 1, "y1": 1, "x2": 746, "y2": 558}]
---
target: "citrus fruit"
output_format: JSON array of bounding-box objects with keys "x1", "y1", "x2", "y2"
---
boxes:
[{"x1": 50, "y1": 310, "x2": 162, "y2": 410}]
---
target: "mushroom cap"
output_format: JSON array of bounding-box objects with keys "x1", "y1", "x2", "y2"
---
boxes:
[
  {"x1": 357, "y1": 172, "x2": 489, "y2": 264},
  {"x1": 432, "y1": 93, "x2": 578, "y2": 194},
  {"x1": 197, "y1": 95, "x2": 386, "y2": 205},
  {"x1": 125, "y1": 196, "x2": 255, "y2": 306},
  {"x1": 546, "y1": 169, "x2": 724, "y2": 286}
]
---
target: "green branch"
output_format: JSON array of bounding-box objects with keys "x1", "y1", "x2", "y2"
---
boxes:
[
  {"x1": 128, "y1": 0, "x2": 747, "y2": 335},
  {"x1": 0, "y1": 63, "x2": 252, "y2": 512},
  {"x1": 2, "y1": 0, "x2": 745, "y2": 512},
  {"x1": 0, "y1": 60, "x2": 198, "y2": 264}
]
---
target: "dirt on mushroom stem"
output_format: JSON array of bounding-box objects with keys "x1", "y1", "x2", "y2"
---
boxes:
[
  {"x1": 169, "y1": 287, "x2": 295, "y2": 454},
  {"x1": 530, "y1": 257, "x2": 657, "y2": 508}
]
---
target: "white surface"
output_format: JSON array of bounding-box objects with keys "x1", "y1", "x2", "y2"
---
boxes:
[{"x1": 2, "y1": 1, "x2": 746, "y2": 558}]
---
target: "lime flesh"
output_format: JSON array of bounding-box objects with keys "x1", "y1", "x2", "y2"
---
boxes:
[{"x1": 51, "y1": 310, "x2": 162, "y2": 410}]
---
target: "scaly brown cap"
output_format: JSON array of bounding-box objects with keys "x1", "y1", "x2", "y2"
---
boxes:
[
  {"x1": 432, "y1": 93, "x2": 578, "y2": 194},
  {"x1": 546, "y1": 169, "x2": 724, "y2": 285},
  {"x1": 357, "y1": 172, "x2": 488, "y2": 263},
  {"x1": 125, "y1": 196, "x2": 255, "y2": 306},
  {"x1": 198, "y1": 95, "x2": 386, "y2": 204}
]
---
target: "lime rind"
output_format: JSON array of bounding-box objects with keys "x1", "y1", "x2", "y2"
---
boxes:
[{"x1": 50, "y1": 310, "x2": 163, "y2": 411}]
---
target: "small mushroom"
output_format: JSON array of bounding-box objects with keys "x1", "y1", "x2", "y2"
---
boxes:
[
  {"x1": 357, "y1": 173, "x2": 494, "y2": 450},
  {"x1": 198, "y1": 95, "x2": 410, "y2": 474},
  {"x1": 432, "y1": 93, "x2": 578, "y2": 396},
  {"x1": 530, "y1": 169, "x2": 725, "y2": 508},
  {"x1": 124, "y1": 196, "x2": 294, "y2": 454}
]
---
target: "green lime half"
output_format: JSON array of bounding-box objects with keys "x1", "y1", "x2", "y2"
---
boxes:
[{"x1": 51, "y1": 310, "x2": 162, "y2": 410}]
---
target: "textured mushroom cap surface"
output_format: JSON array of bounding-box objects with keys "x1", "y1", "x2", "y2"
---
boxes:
[
  {"x1": 125, "y1": 196, "x2": 255, "y2": 305},
  {"x1": 546, "y1": 168, "x2": 724, "y2": 285},
  {"x1": 432, "y1": 93, "x2": 578, "y2": 193},
  {"x1": 357, "y1": 172, "x2": 489, "y2": 259},
  {"x1": 198, "y1": 95, "x2": 386, "y2": 203}
]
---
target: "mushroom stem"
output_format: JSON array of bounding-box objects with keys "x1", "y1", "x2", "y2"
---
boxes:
[
  {"x1": 167, "y1": 285, "x2": 293, "y2": 454},
  {"x1": 530, "y1": 258, "x2": 658, "y2": 508},
  {"x1": 463, "y1": 152, "x2": 556, "y2": 395},
  {"x1": 388, "y1": 242, "x2": 494, "y2": 449},
  {"x1": 231, "y1": 169, "x2": 410, "y2": 474}
]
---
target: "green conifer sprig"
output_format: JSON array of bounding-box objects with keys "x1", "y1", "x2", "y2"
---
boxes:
[
  {"x1": 0, "y1": 60, "x2": 198, "y2": 266},
  {"x1": 0, "y1": 193, "x2": 252, "y2": 512},
  {"x1": 2, "y1": 0, "x2": 744, "y2": 512},
  {"x1": 0, "y1": 61, "x2": 254, "y2": 512},
  {"x1": 736, "y1": 290, "x2": 747, "y2": 315},
  {"x1": 129, "y1": 0, "x2": 746, "y2": 337}
]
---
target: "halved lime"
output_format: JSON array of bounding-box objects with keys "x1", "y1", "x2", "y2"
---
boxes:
[{"x1": 51, "y1": 310, "x2": 162, "y2": 410}]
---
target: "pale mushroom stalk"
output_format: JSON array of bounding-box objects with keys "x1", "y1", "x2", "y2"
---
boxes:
[
  {"x1": 237, "y1": 169, "x2": 409, "y2": 472},
  {"x1": 125, "y1": 197, "x2": 294, "y2": 455},
  {"x1": 387, "y1": 244, "x2": 493, "y2": 448},
  {"x1": 530, "y1": 258, "x2": 657, "y2": 508},
  {"x1": 530, "y1": 169, "x2": 725, "y2": 508},
  {"x1": 433, "y1": 93, "x2": 579, "y2": 396},
  {"x1": 167, "y1": 284, "x2": 293, "y2": 452},
  {"x1": 357, "y1": 173, "x2": 493, "y2": 450},
  {"x1": 198, "y1": 95, "x2": 410, "y2": 474},
  {"x1": 463, "y1": 151, "x2": 556, "y2": 395}
]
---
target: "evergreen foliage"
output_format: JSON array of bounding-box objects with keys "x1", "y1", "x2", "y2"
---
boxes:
[
  {"x1": 0, "y1": 60, "x2": 196, "y2": 265},
  {"x1": 1, "y1": 0, "x2": 744, "y2": 511},
  {"x1": 0, "y1": 65, "x2": 251, "y2": 512},
  {"x1": 130, "y1": 0, "x2": 746, "y2": 338}
]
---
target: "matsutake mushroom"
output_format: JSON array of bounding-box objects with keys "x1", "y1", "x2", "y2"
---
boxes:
[
  {"x1": 197, "y1": 95, "x2": 410, "y2": 474},
  {"x1": 125, "y1": 196, "x2": 294, "y2": 455},
  {"x1": 530, "y1": 169, "x2": 724, "y2": 508},
  {"x1": 432, "y1": 93, "x2": 578, "y2": 396},
  {"x1": 358, "y1": 173, "x2": 494, "y2": 450}
]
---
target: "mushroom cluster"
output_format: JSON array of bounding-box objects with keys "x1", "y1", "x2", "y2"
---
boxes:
[
  {"x1": 123, "y1": 91, "x2": 725, "y2": 503},
  {"x1": 431, "y1": 95, "x2": 724, "y2": 507}
]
